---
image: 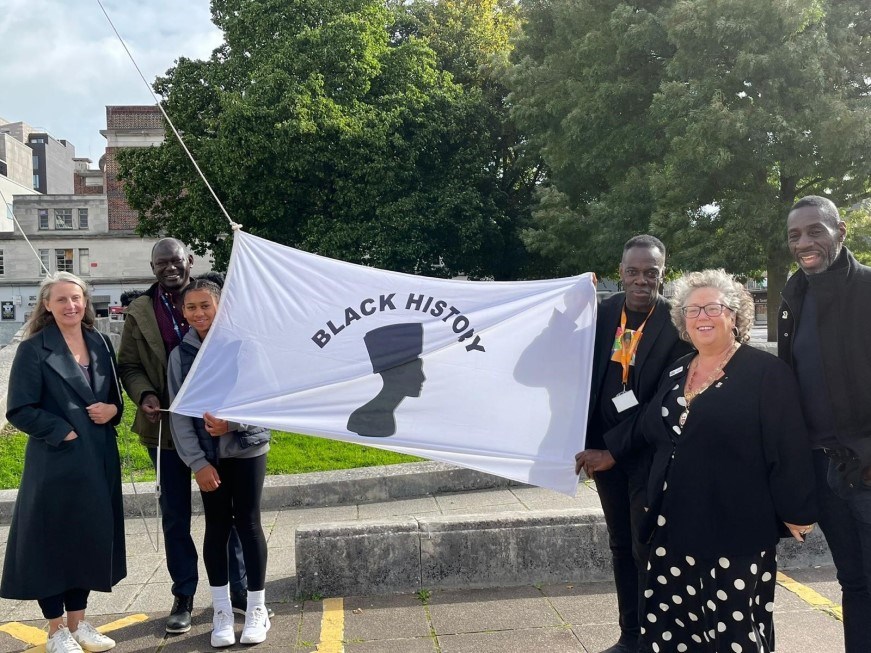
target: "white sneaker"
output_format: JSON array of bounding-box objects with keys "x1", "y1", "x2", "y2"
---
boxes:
[
  {"x1": 71, "y1": 621, "x2": 115, "y2": 652},
  {"x1": 211, "y1": 609, "x2": 235, "y2": 648},
  {"x1": 46, "y1": 627, "x2": 83, "y2": 653},
  {"x1": 240, "y1": 605, "x2": 271, "y2": 644}
]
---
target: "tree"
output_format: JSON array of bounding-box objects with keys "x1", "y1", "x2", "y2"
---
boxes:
[
  {"x1": 118, "y1": 0, "x2": 511, "y2": 278},
  {"x1": 510, "y1": 0, "x2": 871, "y2": 336},
  {"x1": 392, "y1": 0, "x2": 550, "y2": 278}
]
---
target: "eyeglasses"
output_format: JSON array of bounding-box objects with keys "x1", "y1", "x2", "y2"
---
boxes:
[{"x1": 680, "y1": 303, "x2": 732, "y2": 318}]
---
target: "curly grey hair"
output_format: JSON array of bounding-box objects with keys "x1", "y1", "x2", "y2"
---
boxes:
[{"x1": 670, "y1": 269, "x2": 754, "y2": 344}]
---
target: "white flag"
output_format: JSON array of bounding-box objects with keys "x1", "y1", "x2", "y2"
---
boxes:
[{"x1": 170, "y1": 231, "x2": 597, "y2": 495}]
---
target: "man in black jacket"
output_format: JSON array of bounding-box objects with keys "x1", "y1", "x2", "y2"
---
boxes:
[
  {"x1": 575, "y1": 235, "x2": 691, "y2": 653},
  {"x1": 779, "y1": 195, "x2": 871, "y2": 653}
]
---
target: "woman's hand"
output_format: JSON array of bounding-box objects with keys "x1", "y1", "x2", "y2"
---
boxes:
[
  {"x1": 195, "y1": 464, "x2": 221, "y2": 492},
  {"x1": 63, "y1": 431, "x2": 78, "y2": 441},
  {"x1": 203, "y1": 412, "x2": 229, "y2": 437},
  {"x1": 784, "y1": 522, "x2": 815, "y2": 542},
  {"x1": 87, "y1": 402, "x2": 118, "y2": 425}
]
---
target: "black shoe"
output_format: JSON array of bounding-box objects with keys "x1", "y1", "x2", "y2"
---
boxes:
[
  {"x1": 165, "y1": 594, "x2": 193, "y2": 634},
  {"x1": 230, "y1": 588, "x2": 275, "y2": 619}
]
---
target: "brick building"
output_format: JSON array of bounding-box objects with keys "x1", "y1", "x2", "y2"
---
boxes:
[
  {"x1": 102, "y1": 106, "x2": 165, "y2": 230},
  {"x1": 0, "y1": 106, "x2": 210, "y2": 328}
]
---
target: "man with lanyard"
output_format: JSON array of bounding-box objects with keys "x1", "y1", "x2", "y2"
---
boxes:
[
  {"x1": 575, "y1": 235, "x2": 691, "y2": 653},
  {"x1": 118, "y1": 238, "x2": 255, "y2": 633},
  {"x1": 779, "y1": 195, "x2": 871, "y2": 653}
]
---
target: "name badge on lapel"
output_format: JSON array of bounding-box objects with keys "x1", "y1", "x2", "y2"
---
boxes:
[{"x1": 668, "y1": 366, "x2": 683, "y2": 377}]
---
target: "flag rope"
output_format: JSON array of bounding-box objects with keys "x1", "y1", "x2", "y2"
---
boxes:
[{"x1": 94, "y1": 0, "x2": 242, "y2": 233}]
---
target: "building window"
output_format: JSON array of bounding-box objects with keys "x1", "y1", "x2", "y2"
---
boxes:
[
  {"x1": 32, "y1": 155, "x2": 39, "y2": 170},
  {"x1": 78, "y1": 208, "x2": 89, "y2": 229},
  {"x1": 56, "y1": 249, "x2": 74, "y2": 273},
  {"x1": 0, "y1": 250, "x2": 5, "y2": 276},
  {"x1": 38, "y1": 209, "x2": 49, "y2": 229},
  {"x1": 54, "y1": 209, "x2": 73, "y2": 229},
  {"x1": 32, "y1": 174, "x2": 39, "y2": 189},
  {"x1": 78, "y1": 249, "x2": 90, "y2": 276},
  {"x1": 39, "y1": 249, "x2": 50, "y2": 275}
]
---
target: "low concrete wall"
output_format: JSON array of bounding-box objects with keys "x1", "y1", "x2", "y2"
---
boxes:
[
  {"x1": 295, "y1": 509, "x2": 831, "y2": 597},
  {"x1": 115, "y1": 461, "x2": 519, "y2": 520},
  {"x1": 295, "y1": 509, "x2": 612, "y2": 597}
]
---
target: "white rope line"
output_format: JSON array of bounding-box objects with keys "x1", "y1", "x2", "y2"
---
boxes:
[
  {"x1": 94, "y1": 0, "x2": 242, "y2": 233},
  {"x1": 0, "y1": 186, "x2": 50, "y2": 274},
  {"x1": 97, "y1": 331, "x2": 162, "y2": 552}
]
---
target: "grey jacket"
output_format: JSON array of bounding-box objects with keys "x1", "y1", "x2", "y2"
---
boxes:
[{"x1": 167, "y1": 328, "x2": 270, "y2": 472}]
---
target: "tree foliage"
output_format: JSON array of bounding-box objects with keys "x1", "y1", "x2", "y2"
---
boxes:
[
  {"x1": 510, "y1": 0, "x2": 871, "y2": 330},
  {"x1": 118, "y1": 0, "x2": 542, "y2": 279}
]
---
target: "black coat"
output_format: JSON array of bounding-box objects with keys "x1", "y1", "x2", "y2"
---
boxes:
[
  {"x1": 778, "y1": 247, "x2": 871, "y2": 468},
  {"x1": 591, "y1": 293, "x2": 692, "y2": 458},
  {"x1": 0, "y1": 324, "x2": 126, "y2": 599},
  {"x1": 637, "y1": 345, "x2": 817, "y2": 556}
]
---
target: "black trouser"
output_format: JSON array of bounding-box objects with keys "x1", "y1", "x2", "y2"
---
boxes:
[
  {"x1": 813, "y1": 450, "x2": 871, "y2": 653},
  {"x1": 37, "y1": 588, "x2": 89, "y2": 620},
  {"x1": 201, "y1": 455, "x2": 268, "y2": 591},
  {"x1": 594, "y1": 458, "x2": 650, "y2": 644},
  {"x1": 148, "y1": 447, "x2": 247, "y2": 597}
]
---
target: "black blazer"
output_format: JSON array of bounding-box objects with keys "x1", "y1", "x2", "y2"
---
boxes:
[
  {"x1": 591, "y1": 293, "x2": 691, "y2": 457},
  {"x1": 636, "y1": 345, "x2": 817, "y2": 556}
]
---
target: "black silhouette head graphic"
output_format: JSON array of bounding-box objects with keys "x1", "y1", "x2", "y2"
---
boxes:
[{"x1": 347, "y1": 323, "x2": 426, "y2": 437}]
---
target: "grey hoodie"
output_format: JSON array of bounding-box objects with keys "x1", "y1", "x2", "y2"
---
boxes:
[{"x1": 167, "y1": 328, "x2": 270, "y2": 473}]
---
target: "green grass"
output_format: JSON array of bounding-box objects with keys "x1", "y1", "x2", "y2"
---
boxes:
[{"x1": 0, "y1": 396, "x2": 421, "y2": 490}]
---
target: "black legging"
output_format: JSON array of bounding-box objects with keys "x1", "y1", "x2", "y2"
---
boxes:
[
  {"x1": 37, "y1": 588, "x2": 89, "y2": 620},
  {"x1": 200, "y1": 455, "x2": 268, "y2": 590}
]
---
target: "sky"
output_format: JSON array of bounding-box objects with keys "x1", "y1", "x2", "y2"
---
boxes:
[{"x1": 0, "y1": 0, "x2": 223, "y2": 162}]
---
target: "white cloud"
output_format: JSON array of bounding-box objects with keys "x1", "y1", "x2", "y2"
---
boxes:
[{"x1": 0, "y1": 0, "x2": 223, "y2": 160}]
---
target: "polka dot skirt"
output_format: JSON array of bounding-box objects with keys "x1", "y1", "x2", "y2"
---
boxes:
[{"x1": 640, "y1": 382, "x2": 778, "y2": 653}]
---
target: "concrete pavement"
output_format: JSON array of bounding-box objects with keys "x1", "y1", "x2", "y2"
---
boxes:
[{"x1": 0, "y1": 478, "x2": 847, "y2": 652}]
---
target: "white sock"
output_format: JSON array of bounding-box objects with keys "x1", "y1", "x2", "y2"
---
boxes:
[
  {"x1": 246, "y1": 589, "x2": 265, "y2": 611},
  {"x1": 210, "y1": 584, "x2": 232, "y2": 614}
]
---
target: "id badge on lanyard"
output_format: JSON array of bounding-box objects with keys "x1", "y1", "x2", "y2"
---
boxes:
[{"x1": 611, "y1": 305, "x2": 653, "y2": 413}]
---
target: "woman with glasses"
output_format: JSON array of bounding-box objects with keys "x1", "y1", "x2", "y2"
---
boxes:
[{"x1": 605, "y1": 269, "x2": 817, "y2": 653}]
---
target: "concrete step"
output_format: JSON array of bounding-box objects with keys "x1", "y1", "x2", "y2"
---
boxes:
[{"x1": 295, "y1": 507, "x2": 833, "y2": 597}]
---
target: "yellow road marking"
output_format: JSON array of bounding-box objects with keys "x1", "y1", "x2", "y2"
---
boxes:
[
  {"x1": 316, "y1": 597, "x2": 345, "y2": 653},
  {"x1": 0, "y1": 622, "x2": 45, "y2": 646},
  {"x1": 0, "y1": 614, "x2": 148, "y2": 652},
  {"x1": 777, "y1": 571, "x2": 843, "y2": 621}
]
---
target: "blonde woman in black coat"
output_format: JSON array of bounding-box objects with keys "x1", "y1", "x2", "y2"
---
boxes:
[{"x1": 0, "y1": 272, "x2": 125, "y2": 653}]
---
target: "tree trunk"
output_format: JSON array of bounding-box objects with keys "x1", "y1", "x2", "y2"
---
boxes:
[
  {"x1": 766, "y1": 251, "x2": 789, "y2": 342},
  {"x1": 767, "y1": 175, "x2": 798, "y2": 341}
]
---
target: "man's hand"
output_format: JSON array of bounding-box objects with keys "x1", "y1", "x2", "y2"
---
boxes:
[
  {"x1": 87, "y1": 402, "x2": 118, "y2": 425},
  {"x1": 203, "y1": 412, "x2": 230, "y2": 437},
  {"x1": 140, "y1": 393, "x2": 162, "y2": 423},
  {"x1": 63, "y1": 431, "x2": 78, "y2": 442},
  {"x1": 575, "y1": 449, "x2": 616, "y2": 477},
  {"x1": 194, "y1": 464, "x2": 221, "y2": 492},
  {"x1": 784, "y1": 522, "x2": 814, "y2": 542}
]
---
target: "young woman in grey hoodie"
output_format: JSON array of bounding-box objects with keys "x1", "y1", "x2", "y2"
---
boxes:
[{"x1": 167, "y1": 279, "x2": 271, "y2": 647}]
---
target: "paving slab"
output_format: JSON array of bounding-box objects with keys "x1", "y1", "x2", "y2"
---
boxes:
[{"x1": 427, "y1": 586, "x2": 565, "y2": 633}]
